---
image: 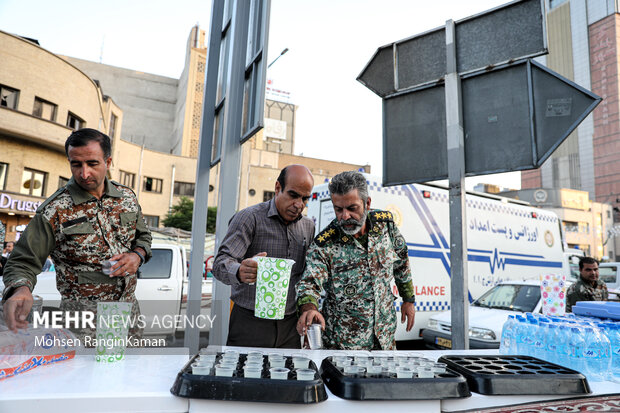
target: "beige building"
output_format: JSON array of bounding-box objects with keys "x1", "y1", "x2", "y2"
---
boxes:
[{"x1": 0, "y1": 27, "x2": 369, "y2": 242}]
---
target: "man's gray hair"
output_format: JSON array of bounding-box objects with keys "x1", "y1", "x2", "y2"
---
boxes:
[{"x1": 328, "y1": 171, "x2": 369, "y2": 202}]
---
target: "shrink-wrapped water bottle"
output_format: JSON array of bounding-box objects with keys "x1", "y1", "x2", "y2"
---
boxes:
[
  {"x1": 533, "y1": 320, "x2": 548, "y2": 360},
  {"x1": 524, "y1": 318, "x2": 539, "y2": 356},
  {"x1": 569, "y1": 326, "x2": 586, "y2": 374},
  {"x1": 514, "y1": 315, "x2": 528, "y2": 355},
  {"x1": 546, "y1": 323, "x2": 558, "y2": 363},
  {"x1": 499, "y1": 315, "x2": 516, "y2": 355},
  {"x1": 554, "y1": 323, "x2": 572, "y2": 367},
  {"x1": 582, "y1": 326, "x2": 611, "y2": 382},
  {"x1": 600, "y1": 323, "x2": 620, "y2": 380}
]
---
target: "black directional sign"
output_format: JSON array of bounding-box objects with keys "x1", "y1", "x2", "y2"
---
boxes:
[
  {"x1": 358, "y1": 0, "x2": 547, "y2": 97},
  {"x1": 381, "y1": 59, "x2": 601, "y2": 186}
]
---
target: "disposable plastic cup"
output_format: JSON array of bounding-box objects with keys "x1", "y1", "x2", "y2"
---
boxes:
[
  {"x1": 268, "y1": 352, "x2": 284, "y2": 361},
  {"x1": 395, "y1": 355, "x2": 409, "y2": 364},
  {"x1": 246, "y1": 351, "x2": 263, "y2": 361},
  {"x1": 270, "y1": 367, "x2": 289, "y2": 380},
  {"x1": 223, "y1": 350, "x2": 240, "y2": 360},
  {"x1": 101, "y1": 259, "x2": 118, "y2": 275},
  {"x1": 366, "y1": 365, "x2": 384, "y2": 377},
  {"x1": 244, "y1": 365, "x2": 262, "y2": 378},
  {"x1": 191, "y1": 362, "x2": 211, "y2": 375},
  {"x1": 292, "y1": 355, "x2": 310, "y2": 369},
  {"x1": 269, "y1": 357, "x2": 286, "y2": 368},
  {"x1": 417, "y1": 366, "x2": 434, "y2": 378},
  {"x1": 336, "y1": 357, "x2": 353, "y2": 367},
  {"x1": 295, "y1": 368, "x2": 316, "y2": 380},
  {"x1": 306, "y1": 324, "x2": 323, "y2": 349},
  {"x1": 193, "y1": 358, "x2": 213, "y2": 367},
  {"x1": 215, "y1": 364, "x2": 235, "y2": 377},
  {"x1": 199, "y1": 354, "x2": 217, "y2": 363},
  {"x1": 344, "y1": 365, "x2": 364, "y2": 376},
  {"x1": 354, "y1": 355, "x2": 369, "y2": 364},
  {"x1": 432, "y1": 363, "x2": 447, "y2": 374},
  {"x1": 244, "y1": 361, "x2": 263, "y2": 369},
  {"x1": 396, "y1": 366, "x2": 413, "y2": 379}
]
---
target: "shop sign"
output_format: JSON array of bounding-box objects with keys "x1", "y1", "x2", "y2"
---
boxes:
[{"x1": 0, "y1": 193, "x2": 42, "y2": 213}]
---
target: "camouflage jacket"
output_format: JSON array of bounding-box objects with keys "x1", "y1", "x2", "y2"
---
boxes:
[
  {"x1": 296, "y1": 210, "x2": 414, "y2": 350},
  {"x1": 2, "y1": 178, "x2": 152, "y2": 304},
  {"x1": 566, "y1": 276, "x2": 608, "y2": 312}
]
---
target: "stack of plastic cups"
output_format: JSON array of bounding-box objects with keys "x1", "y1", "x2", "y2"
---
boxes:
[{"x1": 268, "y1": 353, "x2": 286, "y2": 368}]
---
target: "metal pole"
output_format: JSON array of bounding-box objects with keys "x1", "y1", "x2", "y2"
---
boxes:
[
  {"x1": 209, "y1": 0, "x2": 251, "y2": 347},
  {"x1": 184, "y1": 0, "x2": 224, "y2": 353},
  {"x1": 445, "y1": 19, "x2": 469, "y2": 350}
]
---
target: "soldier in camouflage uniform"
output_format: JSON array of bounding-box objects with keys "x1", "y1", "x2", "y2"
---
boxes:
[
  {"x1": 2, "y1": 129, "x2": 151, "y2": 342},
  {"x1": 296, "y1": 171, "x2": 415, "y2": 350},
  {"x1": 566, "y1": 256, "x2": 608, "y2": 312}
]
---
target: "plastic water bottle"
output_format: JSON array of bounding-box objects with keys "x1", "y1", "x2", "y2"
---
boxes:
[
  {"x1": 554, "y1": 323, "x2": 572, "y2": 368},
  {"x1": 569, "y1": 327, "x2": 586, "y2": 374},
  {"x1": 607, "y1": 323, "x2": 620, "y2": 381},
  {"x1": 524, "y1": 318, "x2": 539, "y2": 356},
  {"x1": 533, "y1": 321, "x2": 548, "y2": 360},
  {"x1": 514, "y1": 315, "x2": 529, "y2": 355},
  {"x1": 546, "y1": 323, "x2": 558, "y2": 363},
  {"x1": 499, "y1": 315, "x2": 516, "y2": 355},
  {"x1": 582, "y1": 326, "x2": 611, "y2": 382}
]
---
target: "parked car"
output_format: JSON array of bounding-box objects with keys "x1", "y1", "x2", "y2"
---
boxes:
[
  {"x1": 598, "y1": 262, "x2": 620, "y2": 300},
  {"x1": 0, "y1": 243, "x2": 212, "y2": 338},
  {"x1": 422, "y1": 280, "x2": 545, "y2": 349}
]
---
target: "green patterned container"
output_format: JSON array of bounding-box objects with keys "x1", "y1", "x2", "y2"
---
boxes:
[
  {"x1": 254, "y1": 257, "x2": 295, "y2": 320},
  {"x1": 95, "y1": 301, "x2": 132, "y2": 363}
]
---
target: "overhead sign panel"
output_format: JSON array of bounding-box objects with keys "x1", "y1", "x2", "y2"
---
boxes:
[
  {"x1": 358, "y1": 0, "x2": 547, "y2": 96},
  {"x1": 382, "y1": 59, "x2": 601, "y2": 186}
]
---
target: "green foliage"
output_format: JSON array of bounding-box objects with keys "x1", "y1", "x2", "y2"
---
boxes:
[{"x1": 163, "y1": 196, "x2": 217, "y2": 233}]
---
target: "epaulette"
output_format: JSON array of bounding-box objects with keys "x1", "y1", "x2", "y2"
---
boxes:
[
  {"x1": 370, "y1": 210, "x2": 394, "y2": 222},
  {"x1": 110, "y1": 179, "x2": 138, "y2": 196},
  {"x1": 314, "y1": 223, "x2": 338, "y2": 247},
  {"x1": 36, "y1": 186, "x2": 68, "y2": 213}
]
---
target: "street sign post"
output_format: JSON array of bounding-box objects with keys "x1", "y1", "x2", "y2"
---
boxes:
[{"x1": 358, "y1": 0, "x2": 601, "y2": 349}]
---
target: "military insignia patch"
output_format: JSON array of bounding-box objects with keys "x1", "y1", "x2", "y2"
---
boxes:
[
  {"x1": 315, "y1": 225, "x2": 337, "y2": 247},
  {"x1": 371, "y1": 210, "x2": 393, "y2": 222},
  {"x1": 344, "y1": 284, "x2": 356, "y2": 296}
]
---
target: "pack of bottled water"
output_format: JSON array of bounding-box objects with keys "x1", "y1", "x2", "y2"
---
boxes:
[{"x1": 500, "y1": 312, "x2": 620, "y2": 382}]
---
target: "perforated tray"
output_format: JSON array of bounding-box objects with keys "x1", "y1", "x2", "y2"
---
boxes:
[
  {"x1": 438, "y1": 355, "x2": 591, "y2": 395},
  {"x1": 320, "y1": 356, "x2": 470, "y2": 400},
  {"x1": 170, "y1": 353, "x2": 327, "y2": 403}
]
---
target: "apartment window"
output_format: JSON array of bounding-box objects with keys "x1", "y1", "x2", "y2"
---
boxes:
[
  {"x1": 0, "y1": 163, "x2": 7, "y2": 190},
  {"x1": 263, "y1": 191, "x2": 275, "y2": 202},
  {"x1": 144, "y1": 215, "x2": 160, "y2": 228},
  {"x1": 67, "y1": 112, "x2": 85, "y2": 130},
  {"x1": 21, "y1": 168, "x2": 47, "y2": 197},
  {"x1": 143, "y1": 177, "x2": 163, "y2": 193},
  {"x1": 58, "y1": 176, "x2": 69, "y2": 189},
  {"x1": 0, "y1": 84, "x2": 19, "y2": 109},
  {"x1": 33, "y1": 97, "x2": 57, "y2": 121},
  {"x1": 119, "y1": 170, "x2": 136, "y2": 189},
  {"x1": 174, "y1": 182, "x2": 195, "y2": 196},
  {"x1": 109, "y1": 113, "x2": 118, "y2": 139}
]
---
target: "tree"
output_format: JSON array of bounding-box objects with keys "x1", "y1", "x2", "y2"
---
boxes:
[{"x1": 163, "y1": 196, "x2": 217, "y2": 233}]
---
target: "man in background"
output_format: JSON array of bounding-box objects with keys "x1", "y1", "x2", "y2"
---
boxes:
[{"x1": 566, "y1": 256, "x2": 608, "y2": 312}]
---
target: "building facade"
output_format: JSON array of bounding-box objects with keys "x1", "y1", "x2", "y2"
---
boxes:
[
  {"x1": 521, "y1": 0, "x2": 620, "y2": 246},
  {"x1": 0, "y1": 27, "x2": 369, "y2": 242}
]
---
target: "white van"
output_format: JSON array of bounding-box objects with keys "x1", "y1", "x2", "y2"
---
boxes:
[{"x1": 306, "y1": 174, "x2": 566, "y2": 342}]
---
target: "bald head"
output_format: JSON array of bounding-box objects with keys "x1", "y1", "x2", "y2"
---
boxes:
[{"x1": 274, "y1": 165, "x2": 314, "y2": 223}]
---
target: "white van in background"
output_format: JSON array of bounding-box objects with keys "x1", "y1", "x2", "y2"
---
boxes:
[{"x1": 306, "y1": 174, "x2": 566, "y2": 343}]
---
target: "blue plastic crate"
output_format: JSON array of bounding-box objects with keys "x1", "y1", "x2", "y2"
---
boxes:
[{"x1": 572, "y1": 301, "x2": 620, "y2": 320}]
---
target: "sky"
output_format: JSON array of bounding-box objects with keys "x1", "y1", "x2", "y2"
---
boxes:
[{"x1": 0, "y1": 0, "x2": 521, "y2": 190}]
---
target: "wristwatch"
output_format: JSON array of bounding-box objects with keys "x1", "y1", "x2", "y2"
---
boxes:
[
  {"x1": 402, "y1": 296, "x2": 416, "y2": 303},
  {"x1": 130, "y1": 250, "x2": 145, "y2": 266}
]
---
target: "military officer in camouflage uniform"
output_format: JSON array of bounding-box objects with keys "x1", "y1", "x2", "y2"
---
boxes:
[
  {"x1": 2, "y1": 128, "x2": 151, "y2": 341},
  {"x1": 566, "y1": 256, "x2": 608, "y2": 312},
  {"x1": 296, "y1": 171, "x2": 415, "y2": 350}
]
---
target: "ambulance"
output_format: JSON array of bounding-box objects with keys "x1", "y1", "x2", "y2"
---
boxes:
[{"x1": 306, "y1": 174, "x2": 566, "y2": 342}]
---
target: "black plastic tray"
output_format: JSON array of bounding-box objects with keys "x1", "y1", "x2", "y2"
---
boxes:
[
  {"x1": 437, "y1": 355, "x2": 591, "y2": 395},
  {"x1": 170, "y1": 353, "x2": 328, "y2": 403},
  {"x1": 320, "y1": 357, "x2": 470, "y2": 400}
]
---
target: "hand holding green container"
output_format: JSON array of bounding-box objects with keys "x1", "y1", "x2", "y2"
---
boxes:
[{"x1": 254, "y1": 257, "x2": 295, "y2": 320}]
